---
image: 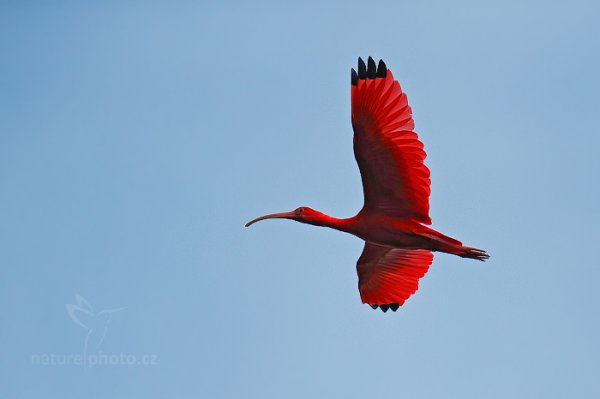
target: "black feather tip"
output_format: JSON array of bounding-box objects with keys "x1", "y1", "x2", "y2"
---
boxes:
[
  {"x1": 369, "y1": 302, "x2": 400, "y2": 312},
  {"x1": 351, "y1": 68, "x2": 358, "y2": 85},
  {"x1": 367, "y1": 57, "x2": 377, "y2": 78},
  {"x1": 357, "y1": 57, "x2": 367, "y2": 79},
  {"x1": 354, "y1": 57, "x2": 387, "y2": 83},
  {"x1": 376, "y1": 59, "x2": 387, "y2": 78}
]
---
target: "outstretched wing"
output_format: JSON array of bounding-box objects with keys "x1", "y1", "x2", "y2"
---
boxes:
[
  {"x1": 351, "y1": 57, "x2": 431, "y2": 224},
  {"x1": 356, "y1": 242, "x2": 433, "y2": 312}
]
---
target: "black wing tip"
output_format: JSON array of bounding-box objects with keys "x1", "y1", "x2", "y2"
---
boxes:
[
  {"x1": 357, "y1": 57, "x2": 367, "y2": 79},
  {"x1": 351, "y1": 68, "x2": 358, "y2": 85},
  {"x1": 376, "y1": 59, "x2": 387, "y2": 78},
  {"x1": 369, "y1": 302, "x2": 400, "y2": 312},
  {"x1": 367, "y1": 57, "x2": 377, "y2": 78},
  {"x1": 355, "y1": 57, "x2": 387, "y2": 82}
]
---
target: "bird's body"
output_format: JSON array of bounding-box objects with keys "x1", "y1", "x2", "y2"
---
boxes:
[
  {"x1": 274, "y1": 211, "x2": 486, "y2": 259},
  {"x1": 247, "y1": 57, "x2": 489, "y2": 312}
]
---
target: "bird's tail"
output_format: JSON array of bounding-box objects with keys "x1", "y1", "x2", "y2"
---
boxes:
[
  {"x1": 422, "y1": 227, "x2": 490, "y2": 261},
  {"x1": 436, "y1": 242, "x2": 490, "y2": 261},
  {"x1": 455, "y1": 246, "x2": 490, "y2": 261}
]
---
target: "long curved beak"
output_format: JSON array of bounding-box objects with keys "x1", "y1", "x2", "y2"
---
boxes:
[{"x1": 245, "y1": 211, "x2": 295, "y2": 227}]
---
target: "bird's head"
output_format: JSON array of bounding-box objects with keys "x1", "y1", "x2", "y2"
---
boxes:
[{"x1": 245, "y1": 206, "x2": 325, "y2": 227}]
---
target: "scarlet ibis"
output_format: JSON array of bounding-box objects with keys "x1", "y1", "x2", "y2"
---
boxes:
[{"x1": 246, "y1": 57, "x2": 489, "y2": 312}]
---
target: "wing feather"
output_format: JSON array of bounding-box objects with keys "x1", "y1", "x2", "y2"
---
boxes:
[
  {"x1": 351, "y1": 57, "x2": 431, "y2": 224},
  {"x1": 356, "y1": 242, "x2": 433, "y2": 312}
]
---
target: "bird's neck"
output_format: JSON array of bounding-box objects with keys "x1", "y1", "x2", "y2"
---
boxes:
[{"x1": 309, "y1": 213, "x2": 357, "y2": 234}]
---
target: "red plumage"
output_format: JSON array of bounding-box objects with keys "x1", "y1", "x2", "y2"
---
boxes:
[
  {"x1": 357, "y1": 243, "x2": 433, "y2": 311},
  {"x1": 352, "y1": 68, "x2": 431, "y2": 224},
  {"x1": 246, "y1": 57, "x2": 489, "y2": 312}
]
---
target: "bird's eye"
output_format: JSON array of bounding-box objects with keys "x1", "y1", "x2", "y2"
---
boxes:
[{"x1": 298, "y1": 208, "x2": 304, "y2": 213}]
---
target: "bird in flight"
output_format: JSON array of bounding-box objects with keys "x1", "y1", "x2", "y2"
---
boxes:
[{"x1": 246, "y1": 57, "x2": 489, "y2": 312}]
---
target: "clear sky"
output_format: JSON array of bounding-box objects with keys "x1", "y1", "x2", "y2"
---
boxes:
[{"x1": 1, "y1": 1, "x2": 599, "y2": 398}]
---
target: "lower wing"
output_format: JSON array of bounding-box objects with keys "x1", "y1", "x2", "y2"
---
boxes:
[{"x1": 356, "y1": 242, "x2": 433, "y2": 312}]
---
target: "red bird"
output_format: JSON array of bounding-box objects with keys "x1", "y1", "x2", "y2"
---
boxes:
[{"x1": 246, "y1": 57, "x2": 489, "y2": 312}]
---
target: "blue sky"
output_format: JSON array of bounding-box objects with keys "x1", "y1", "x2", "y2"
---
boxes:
[{"x1": 1, "y1": 1, "x2": 599, "y2": 398}]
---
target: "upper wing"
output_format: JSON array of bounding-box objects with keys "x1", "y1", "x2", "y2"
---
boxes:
[
  {"x1": 356, "y1": 241, "x2": 433, "y2": 312},
  {"x1": 351, "y1": 57, "x2": 431, "y2": 224}
]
